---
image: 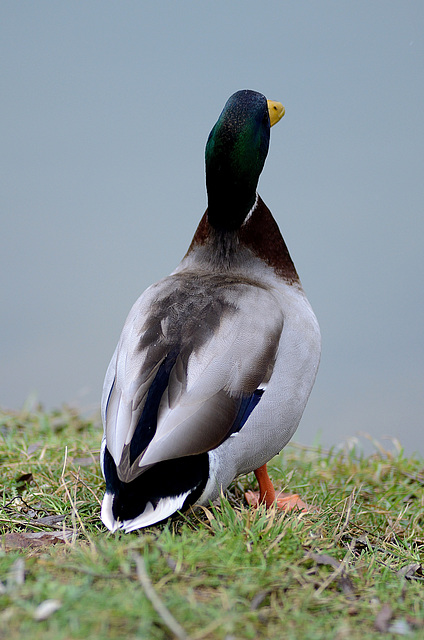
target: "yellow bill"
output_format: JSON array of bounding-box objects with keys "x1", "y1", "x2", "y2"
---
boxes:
[{"x1": 267, "y1": 100, "x2": 285, "y2": 127}]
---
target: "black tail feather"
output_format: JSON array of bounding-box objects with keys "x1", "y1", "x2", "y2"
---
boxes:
[{"x1": 103, "y1": 447, "x2": 209, "y2": 522}]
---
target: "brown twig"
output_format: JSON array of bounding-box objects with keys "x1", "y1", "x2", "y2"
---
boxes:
[
  {"x1": 133, "y1": 553, "x2": 188, "y2": 640},
  {"x1": 68, "y1": 470, "x2": 102, "y2": 506},
  {"x1": 334, "y1": 487, "x2": 358, "y2": 544}
]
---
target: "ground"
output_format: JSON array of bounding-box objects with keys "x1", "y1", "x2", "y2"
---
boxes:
[{"x1": 1, "y1": 407, "x2": 423, "y2": 639}]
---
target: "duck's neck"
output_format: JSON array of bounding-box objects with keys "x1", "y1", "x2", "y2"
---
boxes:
[
  {"x1": 206, "y1": 174, "x2": 258, "y2": 231},
  {"x1": 205, "y1": 118, "x2": 267, "y2": 231},
  {"x1": 186, "y1": 196, "x2": 300, "y2": 285}
]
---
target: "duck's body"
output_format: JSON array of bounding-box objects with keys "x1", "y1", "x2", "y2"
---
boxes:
[{"x1": 100, "y1": 90, "x2": 320, "y2": 532}]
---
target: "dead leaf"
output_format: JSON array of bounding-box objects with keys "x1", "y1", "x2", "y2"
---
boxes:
[
  {"x1": 3, "y1": 530, "x2": 73, "y2": 550},
  {"x1": 397, "y1": 563, "x2": 423, "y2": 580},
  {"x1": 339, "y1": 572, "x2": 356, "y2": 597},
  {"x1": 250, "y1": 590, "x2": 270, "y2": 610},
  {"x1": 388, "y1": 619, "x2": 411, "y2": 635},
  {"x1": 72, "y1": 457, "x2": 95, "y2": 467},
  {"x1": 374, "y1": 604, "x2": 392, "y2": 632},
  {"x1": 164, "y1": 555, "x2": 178, "y2": 572},
  {"x1": 27, "y1": 442, "x2": 42, "y2": 455},
  {"x1": 7, "y1": 558, "x2": 25, "y2": 588},
  {"x1": 33, "y1": 599, "x2": 62, "y2": 621},
  {"x1": 308, "y1": 552, "x2": 340, "y2": 570},
  {"x1": 15, "y1": 473, "x2": 33, "y2": 488},
  {"x1": 30, "y1": 514, "x2": 66, "y2": 527},
  {"x1": 306, "y1": 552, "x2": 355, "y2": 597}
]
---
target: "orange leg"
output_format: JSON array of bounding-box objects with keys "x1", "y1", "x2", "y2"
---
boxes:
[
  {"x1": 245, "y1": 463, "x2": 309, "y2": 512},
  {"x1": 254, "y1": 463, "x2": 276, "y2": 507}
]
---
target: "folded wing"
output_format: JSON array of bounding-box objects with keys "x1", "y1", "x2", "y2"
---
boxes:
[{"x1": 102, "y1": 272, "x2": 284, "y2": 484}]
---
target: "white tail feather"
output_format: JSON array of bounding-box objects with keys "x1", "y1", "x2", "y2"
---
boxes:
[{"x1": 101, "y1": 490, "x2": 190, "y2": 532}]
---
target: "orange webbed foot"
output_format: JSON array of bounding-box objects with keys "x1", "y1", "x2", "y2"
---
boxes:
[
  {"x1": 245, "y1": 463, "x2": 310, "y2": 513},
  {"x1": 245, "y1": 489, "x2": 309, "y2": 512}
]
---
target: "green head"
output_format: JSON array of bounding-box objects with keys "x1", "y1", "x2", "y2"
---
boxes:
[{"x1": 205, "y1": 90, "x2": 284, "y2": 231}]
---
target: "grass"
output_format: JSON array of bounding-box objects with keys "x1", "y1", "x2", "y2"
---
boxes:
[{"x1": 0, "y1": 407, "x2": 423, "y2": 639}]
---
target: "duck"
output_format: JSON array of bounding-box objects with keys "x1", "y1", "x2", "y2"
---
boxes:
[{"x1": 100, "y1": 89, "x2": 321, "y2": 532}]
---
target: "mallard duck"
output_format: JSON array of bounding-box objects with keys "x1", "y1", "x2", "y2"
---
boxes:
[{"x1": 100, "y1": 89, "x2": 321, "y2": 532}]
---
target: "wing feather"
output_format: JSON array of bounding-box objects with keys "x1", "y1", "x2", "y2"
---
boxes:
[{"x1": 102, "y1": 272, "x2": 284, "y2": 482}]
